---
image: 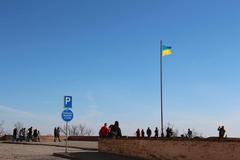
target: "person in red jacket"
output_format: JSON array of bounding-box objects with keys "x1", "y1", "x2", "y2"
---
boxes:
[{"x1": 99, "y1": 123, "x2": 109, "y2": 138}]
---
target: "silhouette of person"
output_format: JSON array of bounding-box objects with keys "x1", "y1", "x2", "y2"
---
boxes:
[
  {"x1": 27, "y1": 127, "x2": 33, "y2": 142},
  {"x1": 12, "y1": 128, "x2": 17, "y2": 142},
  {"x1": 141, "y1": 129, "x2": 145, "y2": 138},
  {"x1": 187, "y1": 128, "x2": 192, "y2": 138},
  {"x1": 111, "y1": 121, "x2": 122, "y2": 138},
  {"x1": 136, "y1": 129, "x2": 140, "y2": 138},
  {"x1": 146, "y1": 127, "x2": 152, "y2": 138},
  {"x1": 107, "y1": 124, "x2": 114, "y2": 138},
  {"x1": 56, "y1": 127, "x2": 61, "y2": 142},
  {"x1": 218, "y1": 126, "x2": 225, "y2": 139},
  {"x1": 166, "y1": 127, "x2": 173, "y2": 138},
  {"x1": 33, "y1": 129, "x2": 38, "y2": 142},
  {"x1": 154, "y1": 127, "x2": 159, "y2": 138}
]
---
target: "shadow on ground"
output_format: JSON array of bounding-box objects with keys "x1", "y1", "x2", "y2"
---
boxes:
[{"x1": 54, "y1": 152, "x2": 144, "y2": 160}]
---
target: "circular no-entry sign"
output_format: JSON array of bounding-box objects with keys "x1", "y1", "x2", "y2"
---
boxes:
[{"x1": 62, "y1": 109, "x2": 73, "y2": 122}]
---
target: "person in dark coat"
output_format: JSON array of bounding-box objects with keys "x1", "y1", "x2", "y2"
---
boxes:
[
  {"x1": 107, "y1": 124, "x2": 114, "y2": 138},
  {"x1": 12, "y1": 128, "x2": 17, "y2": 142},
  {"x1": 110, "y1": 121, "x2": 122, "y2": 138},
  {"x1": 33, "y1": 129, "x2": 38, "y2": 142},
  {"x1": 218, "y1": 126, "x2": 225, "y2": 139},
  {"x1": 56, "y1": 127, "x2": 61, "y2": 142},
  {"x1": 154, "y1": 127, "x2": 159, "y2": 138},
  {"x1": 146, "y1": 127, "x2": 152, "y2": 138},
  {"x1": 187, "y1": 128, "x2": 192, "y2": 138},
  {"x1": 166, "y1": 127, "x2": 173, "y2": 138},
  {"x1": 136, "y1": 129, "x2": 140, "y2": 138},
  {"x1": 27, "y1": 127, "x2": 32, "y2": 142},
  {"x1": 141, "y1": 129, "x2": 145, "y2": 138},
  {"x1": 54, "y1": 127, "x2": 57, "y2": 142}
]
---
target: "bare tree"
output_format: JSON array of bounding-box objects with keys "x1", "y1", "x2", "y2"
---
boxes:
[
  {"x1": 69, "y1": 125, "x2": 79, "y2": 136},
  {"x1": 85, "y1": 128, "x2": 93, "y2": 136},
  {"x1": 0, "y1": 121, "x2": 5, "y2": 136},
  {"x1": 172, "y1": 128, "x2": 179, "y2": 137},
  {"x1": 191, "y1": 128, "x2": 202, "y2": 138},
  {"x1": 61, "y1": 123, "x2": 94, "y2": 136},
  {"x1": 59, "y1": 126, "x2": 66, "y2": 135},
  {"x1": 14, "y1": 121, "x2": 24, "y2": 131},
  {"x1": 79, "y1": 124, "x2": 87, "y2": 136}
]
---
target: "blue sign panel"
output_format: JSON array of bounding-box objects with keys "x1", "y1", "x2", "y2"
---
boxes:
[
  {"x1": 64, "y1": 96, "x2": 72, "y2": 108},
  {"x1": 62, "y1": 109, "x2": 74, "y2": 122}
]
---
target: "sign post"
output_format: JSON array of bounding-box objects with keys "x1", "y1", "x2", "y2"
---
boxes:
[
  {"x1": 66, "y1": 121, "x2": 68, "y2": 153},
  {"x1": 62, "y1": 96, "x2": 73, "y2": 153}
]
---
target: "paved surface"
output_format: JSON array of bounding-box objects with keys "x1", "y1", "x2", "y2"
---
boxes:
[
  {"x1": 54, "y1": 152, "x2": 144, "y2": 160},
  {"x1": 3, "y1": 141, "x2": 98, "y2": 150},
  {"x1": 0, "y1": 142, "x2": 143, "y2": 160},
  {"x1": 0, "y1": 142, "x2": 82, "y2": 160}
]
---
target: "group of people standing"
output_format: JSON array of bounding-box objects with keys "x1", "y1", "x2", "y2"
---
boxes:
[
  {"x1": 136, "y1": 127, "x2": 193, "y2": 138},
  {"x1": 12, "y1": 127, "x2": 40, "y2": 142},
  {"x1": 99, "y1": 121, "x2": 122, "y2": 138},
  {"x1": 136, "y1": 127, "x2": 160, "y2": 138}
]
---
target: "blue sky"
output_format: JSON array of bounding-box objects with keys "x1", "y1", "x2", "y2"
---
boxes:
[{"x1": 1, "y1": 0, "x2": 240, "y2": 136}]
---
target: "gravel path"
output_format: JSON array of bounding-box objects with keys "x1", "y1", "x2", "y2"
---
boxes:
[{"x1": 0, "y1": 142, "x2": 81, "y2": 160}]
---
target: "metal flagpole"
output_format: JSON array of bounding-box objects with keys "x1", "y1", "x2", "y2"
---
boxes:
[{"x1": 160, "y1": 40, "x2": 164, "y2": 137}]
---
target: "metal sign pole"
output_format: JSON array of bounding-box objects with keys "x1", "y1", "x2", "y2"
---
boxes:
[
  {"x1": 65, "y1": 122, "x2": 68, "y2": 153},
  {"x1": 63, "y1": 96, "x2": 73, "y2": 153}
]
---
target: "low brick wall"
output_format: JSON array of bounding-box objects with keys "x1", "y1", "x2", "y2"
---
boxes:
[
  {"x1": 0, "y1": 135, "x2": 66, "y2": 142},
  {"x1": 0, "y1": 135, "x2": 98, "y2": 142},
  {"x1": 40, "y1": 136, "x2": 66, "y2": 142},
  {"x1": 68, "y1": 136, "x2": 98, "y2": 141},
  {"x1": 0, "y1": 135, "x2": 12, "y2": 141},
  {"x1": 99, "y1": 138, "x2": 240, "y2": 160}
]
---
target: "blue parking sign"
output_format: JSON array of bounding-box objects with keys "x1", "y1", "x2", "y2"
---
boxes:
[
  {"x1": 64, "y1": 96, "x2": 72, "y2": 108},
  {"x1": 62, "y1": 109, "x2": 73, "y2": 122}
]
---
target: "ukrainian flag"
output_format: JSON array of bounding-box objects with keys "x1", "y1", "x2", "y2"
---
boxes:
[{"x1": 162, "y1": 45, "x2": 172, "y2": 56}]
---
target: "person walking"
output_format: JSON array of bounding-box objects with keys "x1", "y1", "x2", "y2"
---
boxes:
[
  {"x1": 27, "y1": 127, "x2": 33, "y2": 142},
  {"x1": 33, "y1": 129, "x2": 38, "y2": 142},
  {"x1": 12, "y1": 128, "x2": 17, "y2": 142},
  {"x1": 56, "y1": 127, "x2": 61, "y2": 142}
]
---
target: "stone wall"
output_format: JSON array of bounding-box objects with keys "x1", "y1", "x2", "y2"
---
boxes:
[{"x1": 99, "y1": 138, "x2": 240, "y2": 160}]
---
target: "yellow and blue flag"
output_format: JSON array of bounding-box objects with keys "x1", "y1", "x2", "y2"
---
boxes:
[{"x1": 162, "y1": 45, "x2": 172, "y2": 56}]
